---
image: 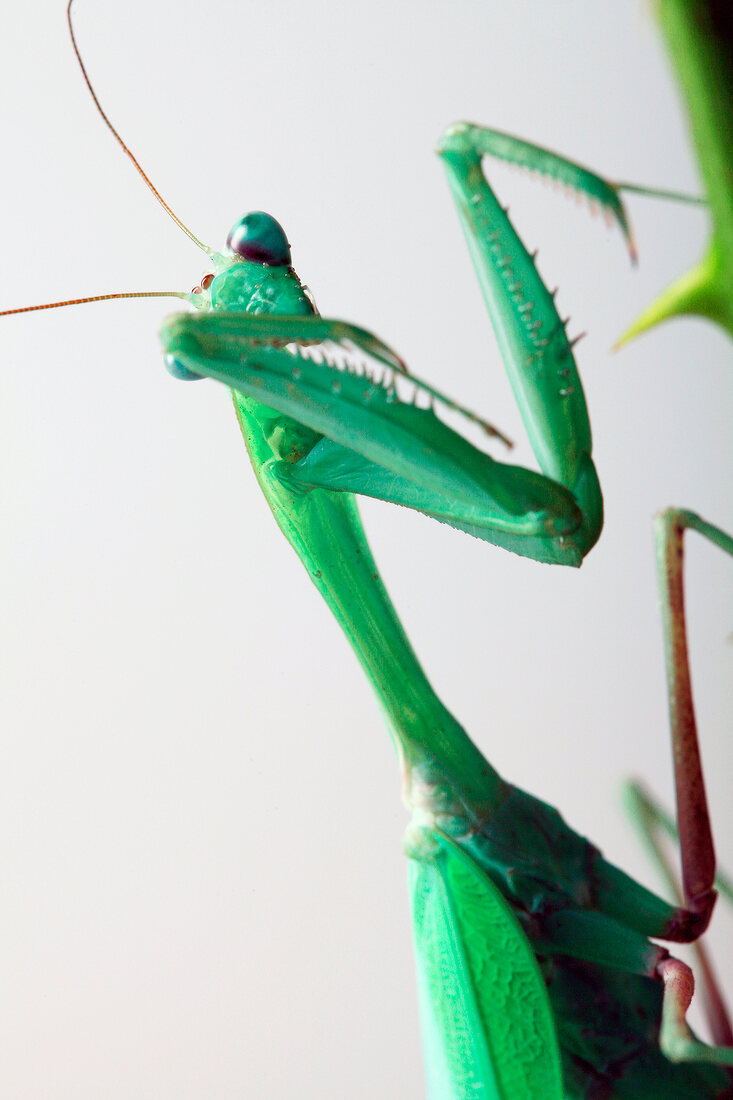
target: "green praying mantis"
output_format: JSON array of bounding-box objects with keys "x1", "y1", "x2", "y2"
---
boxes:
[{"x1": 1, "y1": 2, "x2": 730, "y2": 1100}]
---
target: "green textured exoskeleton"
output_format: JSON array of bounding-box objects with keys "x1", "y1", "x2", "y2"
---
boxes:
[
  {"x1": 159, "y1": 147, "x2": 733, "y2": 1096},
  {"x1": 162, "y1": 125, "x2": 609, "y2": 568},
  {"x1": 5, "y1": 2, "x2": 733, "y2": 1096}
]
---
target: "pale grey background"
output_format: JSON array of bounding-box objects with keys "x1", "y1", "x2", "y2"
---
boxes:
[{"x1": 1, "y1": 3, "x2": 732, "y2": 1097}]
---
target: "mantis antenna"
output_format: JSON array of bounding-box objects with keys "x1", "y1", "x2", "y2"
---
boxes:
[
  {"x1": 0, "y1": 4, "x2": 211, "y2": 319},
  {"x1": 66, "y1": 0, "x2": 213, "y2": 257},
  {"x1": 0, "y1": 292, "x2": 195, "y2": 319}
]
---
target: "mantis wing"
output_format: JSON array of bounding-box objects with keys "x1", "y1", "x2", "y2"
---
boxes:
[{"x1": 407, "y1": 828, "x2": 564, "y2": 1100}]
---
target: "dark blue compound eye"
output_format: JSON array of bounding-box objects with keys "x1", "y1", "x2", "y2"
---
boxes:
[
  {"x1": 226, "y1": 212, "x2": 292, "y2": 266},
  {"x1": 164, "y1": 354, "x2": 204, "y2": 382}
]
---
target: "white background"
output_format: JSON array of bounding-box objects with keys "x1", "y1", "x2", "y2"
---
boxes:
[{"x1": 1, "y1": 3, "x2": 732, "y2": 1097}]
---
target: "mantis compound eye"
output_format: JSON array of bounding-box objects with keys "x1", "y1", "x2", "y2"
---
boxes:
[
  {"x1": 226, "y1": 212, "x2": 292, "y2": 266},
  {"x1": 163, "y1": 354, "x2": 204, "y2": 382}
]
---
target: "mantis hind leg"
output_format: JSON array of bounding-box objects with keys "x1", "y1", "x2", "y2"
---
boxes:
[
  {"x1": 624, "y1": 781, "x2": 733, "y2": 911},
  {"x1": 627, "y1": 511, "x2": 733, "y2": 1066},
  {"x1": 625, "y1": 781, "x2": 733, "y2": 1050},
  {"x1": 587, "y1": 511, "x2": 732, "y2": 945},
  {"x1": 659, "y1": 958, "x2": 733, "y2": 1068},
  {"x1": 652, "y1": 510, "x2": 733, "y2": 936}
]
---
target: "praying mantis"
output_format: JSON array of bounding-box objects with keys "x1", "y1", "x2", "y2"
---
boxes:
[{"x1": 1, "y1": 2, "x2": 730, "y2": 1100}]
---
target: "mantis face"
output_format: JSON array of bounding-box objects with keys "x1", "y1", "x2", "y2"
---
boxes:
[{"x1": 164, "y1": 211, "x2": 314, "y2": 382}]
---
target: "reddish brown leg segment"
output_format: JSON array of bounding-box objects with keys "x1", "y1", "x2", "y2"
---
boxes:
[
  {"x1": 655, "y1": 508, "x2": 723, "y2": 932},
  {"x1": 650, "y1": 509, "x2": 733, "y2": 1066},
  {"x1": 659, "y1": 958, "x2": 733, "y2": 1066},
  {"x1": 626, "y1": 781, "x2": 733, "y2": 1047}
]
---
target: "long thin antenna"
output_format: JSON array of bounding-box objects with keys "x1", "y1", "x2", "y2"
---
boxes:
[
  {"x1": 67, "y1": 0, "x2": 213, "y2": 256},
  {"x1": 0, "y1": 291, "x2": 194, "y2": 319}
]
